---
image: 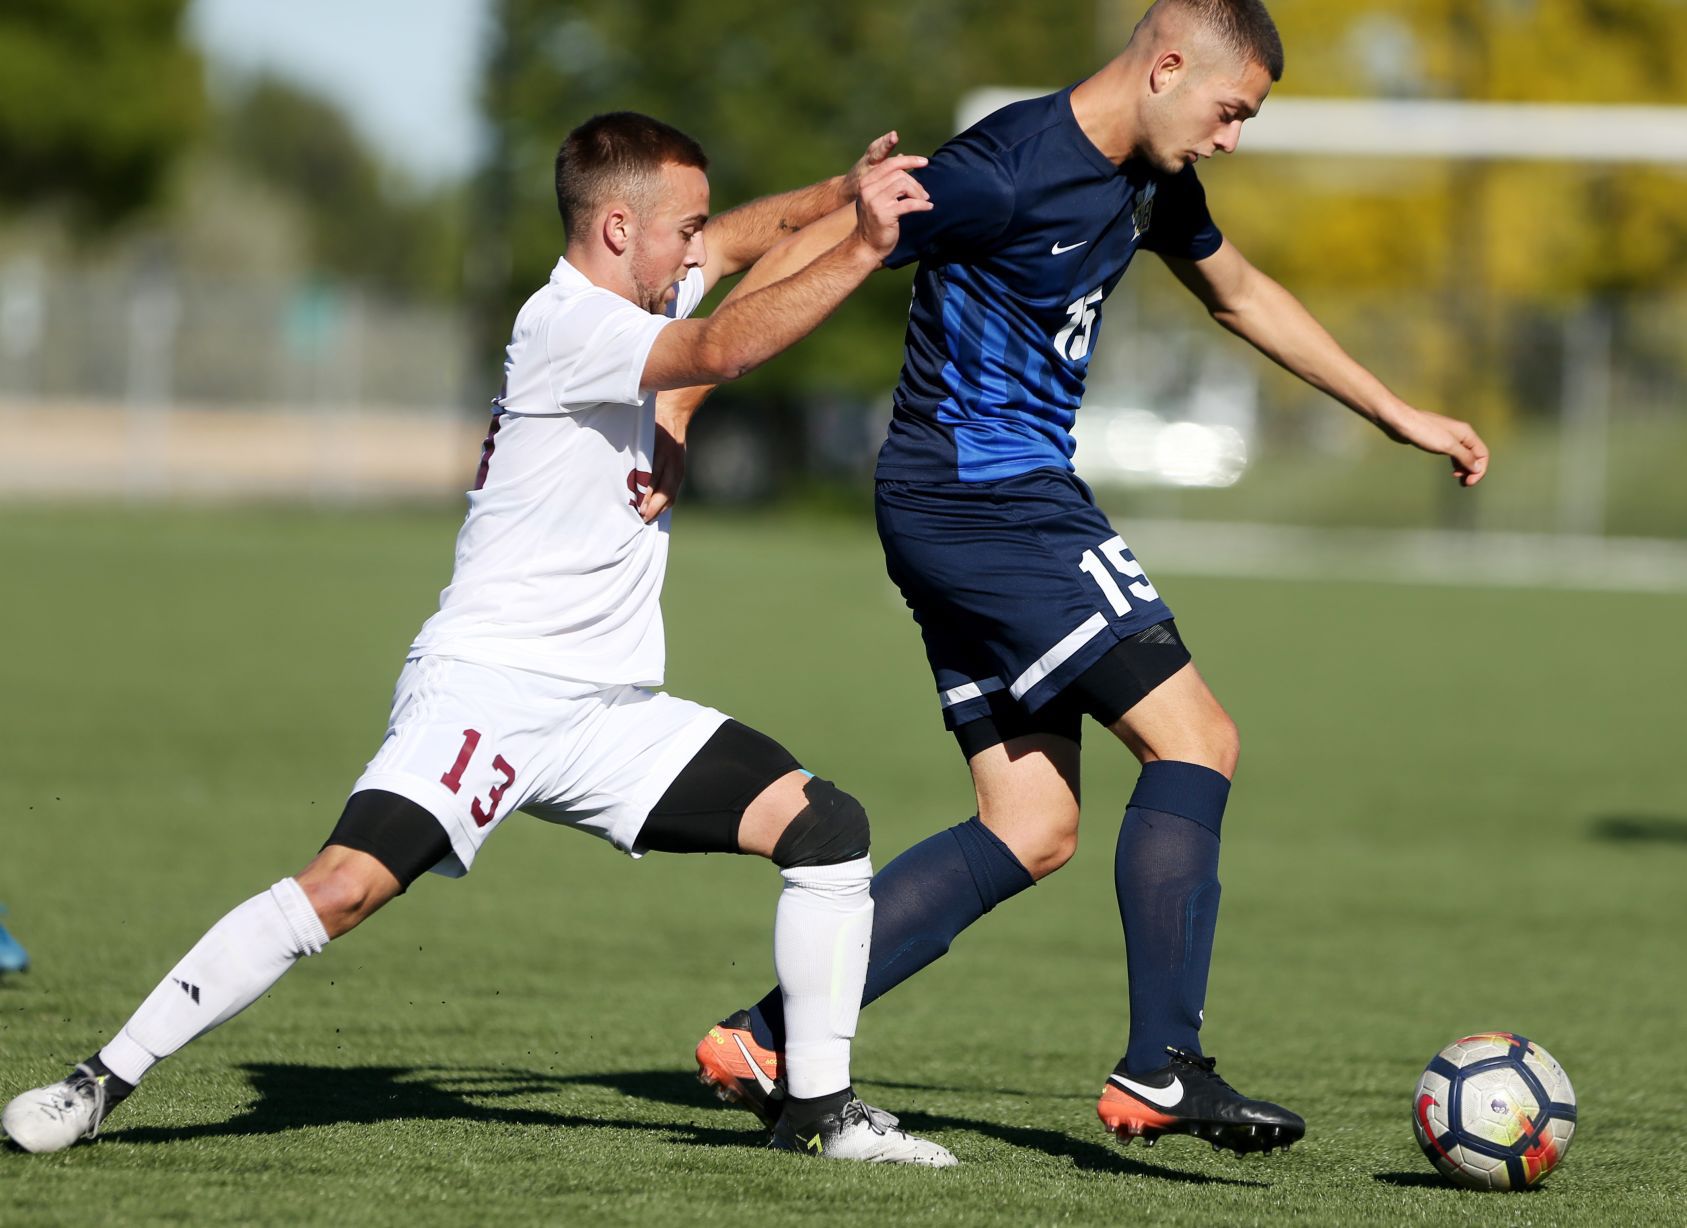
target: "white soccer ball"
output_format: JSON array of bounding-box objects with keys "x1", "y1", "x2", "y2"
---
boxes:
[{"x1": 1413, "y1": 1031, "x2": 1577, "y2": 1191}]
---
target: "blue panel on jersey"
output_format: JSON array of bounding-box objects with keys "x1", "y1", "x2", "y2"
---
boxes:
[{"x1": 877, "y1": 86, "x2": 1223, "y2": 484}]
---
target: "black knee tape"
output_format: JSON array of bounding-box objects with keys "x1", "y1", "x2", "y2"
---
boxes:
[{"x1": 770, "y1": 777, "x2": 871, "y2": 869}]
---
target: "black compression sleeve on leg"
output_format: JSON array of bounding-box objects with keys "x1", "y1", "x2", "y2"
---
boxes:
[
  {"x1": 637, "y1": 720, "x2": 801, "y2": 855},
  {"x1": 1070, "y1": 619, "x2": 1193, "y2": 727},
  {"x1": 322, "y1": 790, "x2": 454, "y2": 891}
]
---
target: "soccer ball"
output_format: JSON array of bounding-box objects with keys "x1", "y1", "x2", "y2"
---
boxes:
[{"x1": 1412, "y1": 1032, "x2": 1577, "y2": 1191}]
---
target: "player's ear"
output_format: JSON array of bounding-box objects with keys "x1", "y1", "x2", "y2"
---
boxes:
[
  {"x1": 1151, "y1": 50, "x2": 1185, "y2": 94},
  {"x1": 602, "y1": 206, "x2": 634, "y2": 257}
]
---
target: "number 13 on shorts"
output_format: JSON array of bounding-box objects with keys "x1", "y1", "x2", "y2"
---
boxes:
[
  {"x1": 440, "y1": 728, "x2": 518, "y2": 828},
  {"x1": 1078, "y1": 535, "x2": 1160, "y2": 616}
]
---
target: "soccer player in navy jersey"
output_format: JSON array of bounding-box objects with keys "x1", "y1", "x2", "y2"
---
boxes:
[{"x1": 657, "y1": 0, "x2": 1489, "y2": 1156}]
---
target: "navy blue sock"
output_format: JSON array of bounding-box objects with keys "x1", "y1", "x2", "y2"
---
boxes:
[
  {"x1": 1116, "y1": 760, "x2": 1230, "y2": 1075},
  {"x1": 749, "y1": 817, "x2": 1033, "y2": 1050}
]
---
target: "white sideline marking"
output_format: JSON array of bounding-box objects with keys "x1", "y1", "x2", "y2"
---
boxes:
[{"x1": 1122, "y1": 520, "x2": 1687, "y2": 596}]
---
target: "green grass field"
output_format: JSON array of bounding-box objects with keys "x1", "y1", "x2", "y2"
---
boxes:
[{"x1": 2, "y1": 506, "x2": 1684, "y2": 1226}]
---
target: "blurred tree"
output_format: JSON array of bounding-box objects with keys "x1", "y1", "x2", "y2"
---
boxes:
[
  {"x1": 214, "y1": 79, "x2": 463, "y2": 300},
  {"x1": 0, "y1": 0, "x2": 203, "y2": 224},
  {"x1": 1233, "y1": 0, "x2": 1687, "y2": 300},
  {"x1": 1217, "y1": 1, "x2": 1687, "y2": 430},
  {"x1": 478, "y1": 0, "x2": 1687, "y2": 424},
  {"x1": 480, "y1": 0, "x2": 1101, "y2": 397}
]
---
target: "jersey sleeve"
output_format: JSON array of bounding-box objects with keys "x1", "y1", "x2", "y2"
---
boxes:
[
  {"x1": 884, "y1": 133, "x2": 1016, "y2": 270},
  {"x1": 1141, "y1": 166, "x2": 1224, "y2": 260},
  {"x1": 543, "y1": 292, "x2": 674, "y2": 409}
]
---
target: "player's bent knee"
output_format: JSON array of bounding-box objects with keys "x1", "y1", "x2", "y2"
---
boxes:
[
  {"x1": 296, "y1": 852, "x2": 399, "y2": 938},
  {"x1": 1042, "y1": 828, "x2": 1080, "y2": 876},
  {"x1": 769, "y1": 777, "x2": 871, "y2": 869},
  {"x1": 979, "y1": 806, "x2": 1079, "y2": 881},
  {"x1": 1017, "y1": 825, "x2": 1078, "y2": 880},
  {"x1": 1207, "y1": 708, "x2": 1241, "y2": 777}
]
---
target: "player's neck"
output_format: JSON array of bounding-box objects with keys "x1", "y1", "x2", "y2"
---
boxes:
[
  {"x1": 561, "y1": 247, "x2": 638, "y2": 305},
  {"x1": 1070, "y1": 58, "x2": 1146, "y2": 166}
]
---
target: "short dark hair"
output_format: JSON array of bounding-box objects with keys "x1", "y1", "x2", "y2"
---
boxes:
[
  {"x1": 554, "y1": 112, "x2": 709, "y2": 239},
  {"x1": 1141, "y1": 0, "x2": 1285, "y2": 82}
]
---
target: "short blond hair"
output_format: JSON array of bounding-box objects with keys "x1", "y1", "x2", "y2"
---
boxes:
[{"x1": 1136, "y1": 0, "x2": 1284, "y2": 80}]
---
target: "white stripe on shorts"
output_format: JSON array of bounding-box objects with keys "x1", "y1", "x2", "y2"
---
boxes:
[
  {"x1": 1009, "y1": 613, "x2": 1109, "y2": 702},
  {"x1": 941, "y1": 676, "x2": 1007, "y2": 710}
]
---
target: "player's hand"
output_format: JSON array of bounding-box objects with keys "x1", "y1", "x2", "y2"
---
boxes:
[
  {"x1": 852, "y1": 156, "x2": 932, "y2": 259},
  {"x1": 1380, "y1": 404, "x2": 1490, "y2": 487},
  {"x1": 842, "y1": 131, "x2": 901, "y2": 201},
  {"x1": 640, "y1": 401, "x2": 688, "y2": 523}
]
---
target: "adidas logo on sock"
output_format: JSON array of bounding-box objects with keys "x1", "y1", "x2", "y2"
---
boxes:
[{"x1": 173, "y1": 978, "x2": 201, "y2": 1005}]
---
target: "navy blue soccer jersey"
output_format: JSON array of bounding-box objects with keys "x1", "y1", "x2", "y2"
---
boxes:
[{"x1": 876, "y1": 86, "x2": 1223, "y2": 483}]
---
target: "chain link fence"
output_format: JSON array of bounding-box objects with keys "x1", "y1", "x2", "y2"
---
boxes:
[{"x1": 2, "y1": 252, "x2": 1681, "y2": 551}]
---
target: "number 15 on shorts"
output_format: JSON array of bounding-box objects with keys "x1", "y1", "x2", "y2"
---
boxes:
[{"x1": 1079, "y1": 536, "x2": 1159, "y2": 616}]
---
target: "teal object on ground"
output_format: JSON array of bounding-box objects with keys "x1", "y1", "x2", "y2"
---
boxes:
[{"x1": 0, "y1": 908, "x2": 28, "y2": 973}]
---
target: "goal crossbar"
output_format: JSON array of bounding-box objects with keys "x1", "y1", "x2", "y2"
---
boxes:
[{"x1": 958, "y1": 90, "x2": 1687, "y2": 164}]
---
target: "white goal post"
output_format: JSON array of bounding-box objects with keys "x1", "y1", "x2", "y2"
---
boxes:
[{"x1": 958, "y1": 92, "x2": 1687, "y2": 164}]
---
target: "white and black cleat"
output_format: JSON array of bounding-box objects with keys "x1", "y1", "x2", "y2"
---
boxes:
[
  {"x1": 769, "y1": 1097, "x2": 956, "y2": 1167},
  {"x1": 3, "y1": 1065, "x2": 114, "y2": 1154}
]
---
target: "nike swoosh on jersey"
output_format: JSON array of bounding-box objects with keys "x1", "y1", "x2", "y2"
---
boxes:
[
  {"x1": 1110, "y1": 1073, "x2": 1185, "y2": 1108},
  {"x1": 732, "y1": 1033, "x2": 781, "y2": 1098},
  {"x1": 1051, "y1": 240, "x2": 1089, "y2": 255}
]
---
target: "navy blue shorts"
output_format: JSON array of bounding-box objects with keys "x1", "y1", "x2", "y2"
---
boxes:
[{"x1": 876, "y1": 469, "x2": 1177, "y2": 735}]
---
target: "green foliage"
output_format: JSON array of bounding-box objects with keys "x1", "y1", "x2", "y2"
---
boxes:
[
  {"x1": 1227, "y1": 0, "x2": 1687, "y2": 300},
  {"x1": 480, "y1": 0, "x2": 1687, "y2": 425},
  {"x1": 212, "y1": 79, "x2": 464, "y2": 299},
  {"x1": 481, "y1": 0, "x2": 1102, "y2": 397},
  {"x1": 1176, "y1": 1, "x2": 1687, "y2": 431},
  {"x1": 0, "y1": 0, "x2": 203, "y2": 224}
]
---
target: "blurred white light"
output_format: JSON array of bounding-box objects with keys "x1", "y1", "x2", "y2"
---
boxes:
[{"x1": 1075, "y1": 407, "x2": 1248, "y2": 489}]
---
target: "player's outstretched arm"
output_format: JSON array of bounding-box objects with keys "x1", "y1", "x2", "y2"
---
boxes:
[
  {"x1": 642, "y1": 157, "x2": 929, "y2": 396},
  {"x1": 641, "y1": 205, "x2": 862, "y2": 521},
  {"x1": 1163, "y1": 241, "x2": 1490, "y2": 487},
  {"x1": 699, "y1": 132, "x2": 906, "y2": 293}
]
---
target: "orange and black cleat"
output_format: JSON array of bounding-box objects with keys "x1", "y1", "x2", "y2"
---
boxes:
[
  {"x1": 695, "y1": 1010, "x2": 785, "y2": 1127},
  {"x1": 1098, "y1": 1048, "x2": 1305, "y2": 1157}
]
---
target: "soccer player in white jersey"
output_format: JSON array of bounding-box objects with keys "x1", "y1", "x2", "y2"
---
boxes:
[{"x1": 2, "y1": 112, "x2": 954, "y2": 1166}]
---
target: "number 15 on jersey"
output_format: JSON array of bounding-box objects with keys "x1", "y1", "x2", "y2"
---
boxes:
[
  {"x1": 1079, "y1": 535, "x2": 1159, "y2": 616},
  {"x1": 1056, "y1": 289, "x2": 1104, "y2": 362}
]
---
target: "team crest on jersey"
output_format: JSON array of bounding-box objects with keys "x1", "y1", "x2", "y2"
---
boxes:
[{"x1": 1131, "y1": 184, "x2": 1157, "y2": 242}]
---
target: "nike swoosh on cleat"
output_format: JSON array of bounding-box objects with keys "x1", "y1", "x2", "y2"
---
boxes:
[
  {"x1": 731, "y1": 1033, "x2": 780, "y2": 1098},
  {"x1": 1051, "y1": 240, "x2": 1088, "y2": 255},
  {"x1": 1111, "y1": 1073, "x2": 1185, "y2": 1108}
]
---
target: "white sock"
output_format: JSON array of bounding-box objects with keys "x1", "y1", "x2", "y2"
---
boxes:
[
  {"x1": 774, "y1": 855, "x2": 873, "y2": 1100},
  {"x1": 98, "y1": 879, "x2": 330, "y2": 1086}
]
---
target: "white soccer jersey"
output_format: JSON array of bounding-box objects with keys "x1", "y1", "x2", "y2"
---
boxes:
[{"x1": 409, "y1": 257, "x2": 708, "y2": 686}]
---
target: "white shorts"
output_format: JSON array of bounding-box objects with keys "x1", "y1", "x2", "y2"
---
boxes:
[{"x1": 351, "y1": 655, "x2": 727, "y2": 877}]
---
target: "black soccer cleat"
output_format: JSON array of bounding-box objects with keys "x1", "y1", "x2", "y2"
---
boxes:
[{"x1": 1097, "y1": 1048, "x2": 1306, "y2": 1157}]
